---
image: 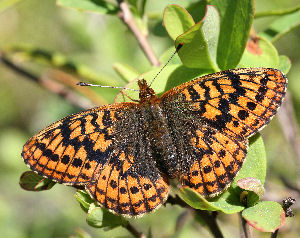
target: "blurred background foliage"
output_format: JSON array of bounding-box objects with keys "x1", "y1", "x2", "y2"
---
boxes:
[{"x1": 0, "y1": 0, "x2": 300, "y2": 237}]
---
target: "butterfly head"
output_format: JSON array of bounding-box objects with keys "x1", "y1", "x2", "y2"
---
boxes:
[{"x1": 138, "y1": 79, "x2": 158, "y2": 104}]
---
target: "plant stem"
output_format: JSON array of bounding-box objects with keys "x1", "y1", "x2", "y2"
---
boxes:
[
  {"x1": 196, "y1": 210, "x2": 224, "y2": 238},
  {"x1": 271, "y1": 229, "x2": 279, "y2": 238},
  {"x1": 239, "y1": 213, "x2": 253, "y2": 238},
  {"x1": 117, "y1": 0, "x2": 160, "y2": 66},
  {"x1": 167, "y1": 195, "x2": 224, "y2": 238},
  {"x1": 125, "y1": 222, "x2": 146, "y2": 238}
]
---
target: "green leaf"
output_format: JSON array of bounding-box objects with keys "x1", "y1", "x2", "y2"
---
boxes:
[
  {"x1": 113, "y1": 62, "x2": 140, "y2": 83},
  {"x1": 86, "y1": 205, "x2": 127, "y2": 229},
  {"x1": 57, "y1": 0, "x2": 119, "y2": 15},
  {"x1": 278, "y1": 55, "x2": 291, "y2": 74},
  {"x1": 19, "y1": 171, "x2": 55, "y2": 191},
  {"x1": 237, "y1": 177, "x2": 265, "y2": 207},
  {"x1": 75, "y1": 190, "x2": 94, "y2": 213},
  {"x1": 163, "y1": 4, "x2": 195, "y2": 40},
  {"x1": 238, "y1": 37, "x2": 279, "y2": 68},
  {"x1": 185, "y1": 0, "x2": 207, "y2": 22},
  {"x1": 175, "y1": 6, "x2": 219, "y2": 70},
  {"x1": 233, "y1": 134, "x2": 267, "y2": 187},
  {"x1": 178, "y1": 134, "x2": 266, "y2": 214},
  {"x1": 255, "y1": 4, "x2": 300, "y2": 18},
  {"x1": 242, "y1": 201, "x2": 285, "y2": 232},
  {"x1": 237, "y1": 178, "x2": 264, "y2": 198},
  {"x1": 159, "y1": 46, "x2": 182, "y2": 65},
  {"x1": 178, "y1": 187, "x2": 245, "y2": 214},
  {"x1": 211, "y1": 0, "x2": 254, "y2": 70},
  {"x1": 259, "y1": 10, "x2": 300, "y2": 43},
  {"x1": 0, "y1": 0, "x2": 21, "y2": 12},
  {"x1": 114, "y1": 64, "x2": 211, "y2": 103},
  {"x1": 201, "y1": 5, "x2": 220, "y2": 68}
]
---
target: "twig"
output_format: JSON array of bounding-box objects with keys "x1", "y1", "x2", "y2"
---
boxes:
[
  {"x1": 277, "y1": 91, "x2": 300, "y2": 172},
  {"x1": 271, "y1": 229, "x2": 279, "y2": 238},
  {"x1": 239, "y1": 213, "x2": 253, "y2": 238},
  {"x1": 117, "y1": 0, "x2": 160, "y2": 66},
  {"x1": 195, "y1": 210, "x2": 224, "y2": 238},
  {"x1": 125, "y1": 222, "x2": 146, "y2": 238},
  {"x1": 0, "y1": 51, "x2": 94, "y2": 110},
  {"x1": 167, "y1": 195, "x2": 224, "y2": 238}
]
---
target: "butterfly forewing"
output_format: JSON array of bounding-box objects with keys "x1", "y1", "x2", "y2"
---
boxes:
[
  {"x1": 161, "y1": 67, "x2": 287, "y2": 196},
  {"x1": 22, "y1": 102, "x2": 169, "y2": 216}
]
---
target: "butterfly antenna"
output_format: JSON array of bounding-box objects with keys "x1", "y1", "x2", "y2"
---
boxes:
[
  {"x1": 149, "y1": 43, "x2": 183, "y2": 86},
  {"x1": 77, "y1": 82, "x2": 139, "y2": 92}
]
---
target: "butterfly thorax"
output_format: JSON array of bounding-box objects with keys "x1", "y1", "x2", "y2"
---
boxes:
[{"x1": 136, "y1": 80, "x2": 180, "y2": 178}]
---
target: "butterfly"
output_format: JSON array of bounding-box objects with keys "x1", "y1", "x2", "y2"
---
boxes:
[{"x1": 22, "y1": 67, "x2": 287, "y2": 217}]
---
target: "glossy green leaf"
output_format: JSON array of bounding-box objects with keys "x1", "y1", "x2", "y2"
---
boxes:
[
  {"x1": 163, "y1": 4, "x2": 195, "y2": 40},
  {"x1": 175, "y1": 6, "x2": 219, "y2": 70},
  {"x1": 75, "y1": 190, "x2": 94, "y2": 213},
  {"x1": 113, "y1": 62, "x2": 140, "y2": 83},
  {"x1": 201, "y1": 5, "x2": 220, "y2": 68},
  {"x1": 159, "y1": 46, "x2": 182, "y2": 65},
  {"x1": 185, "y1": 0, "x2": 207, "y2": 22},
  {"x1": 19, "y1": 171, "x2": 55, "y2": 191},
  {"x1": 232, "y1": 134, "x2": 266, "y2": 187},
  {"x1": 0, "y1": 0, "x2": 21, "y2": 12},
  {"x1": 178, "y1": 134, "x2": 266, "y2": 214},
  {"x1": 242, "y1": 201, "x2": 285, "y2": 232},
  {"x1": 278, "y1": 55, "x2": 291, "y2": 74},
  {"x1": 211, "y1": 0, "x2": 254, "y2": 70},
  {"x1": 179, "y1": 187, "x2": 245, "y2": 214},
  {"x1": 259, "y1": 10, "x2": 300, "y2": 43},
  {"x1": 238, "y1": 37, "x2": 279, "y2": 68},
  {"x1": 86, "y1": 205, "x2": 127, "y2": 229},
  {"x1": 57, "y1": 0, "x2": 119, "y2": 15}
]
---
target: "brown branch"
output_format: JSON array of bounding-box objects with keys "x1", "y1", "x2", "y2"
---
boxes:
[
  {"x1": 277, "y1": 91, "x2": 300, "y2": 168},
  {"x1": 117, "y1": 0, "x2": 160, "y2": 66},
  {"x1": 0, "y1": 51, "x2": 94, "y2": 110}
]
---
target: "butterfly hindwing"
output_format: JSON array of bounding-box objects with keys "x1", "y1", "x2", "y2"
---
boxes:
[
  {"x1": 161, "y1": 68, "x2": 287, "y2": 196},
  {"x1": 22, "y1": 102, "x2": 169, "y2": 216}
]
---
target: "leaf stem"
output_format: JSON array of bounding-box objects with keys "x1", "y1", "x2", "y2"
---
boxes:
[
  {"x1": 255, "y1": 5, "x2": 300, "y2": 18},
  {"x1": 117, "y1": 0, "x2": 160, "y2": 66},
  {"x1": 271, "y1": 229, "x2": 279, "y2": 238},
  {"x1": 239, "y1": 212, "x2": 253, "y2": 238},
  {"x1": 167, "y1": 195, "x2": 224, "y2": 238},
  {"x1": 196, "y1": 210, "x2": 224, "y2": 238},
  {"x1": 124, "y1": 222, "x2": 146, "y2": 238}
]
